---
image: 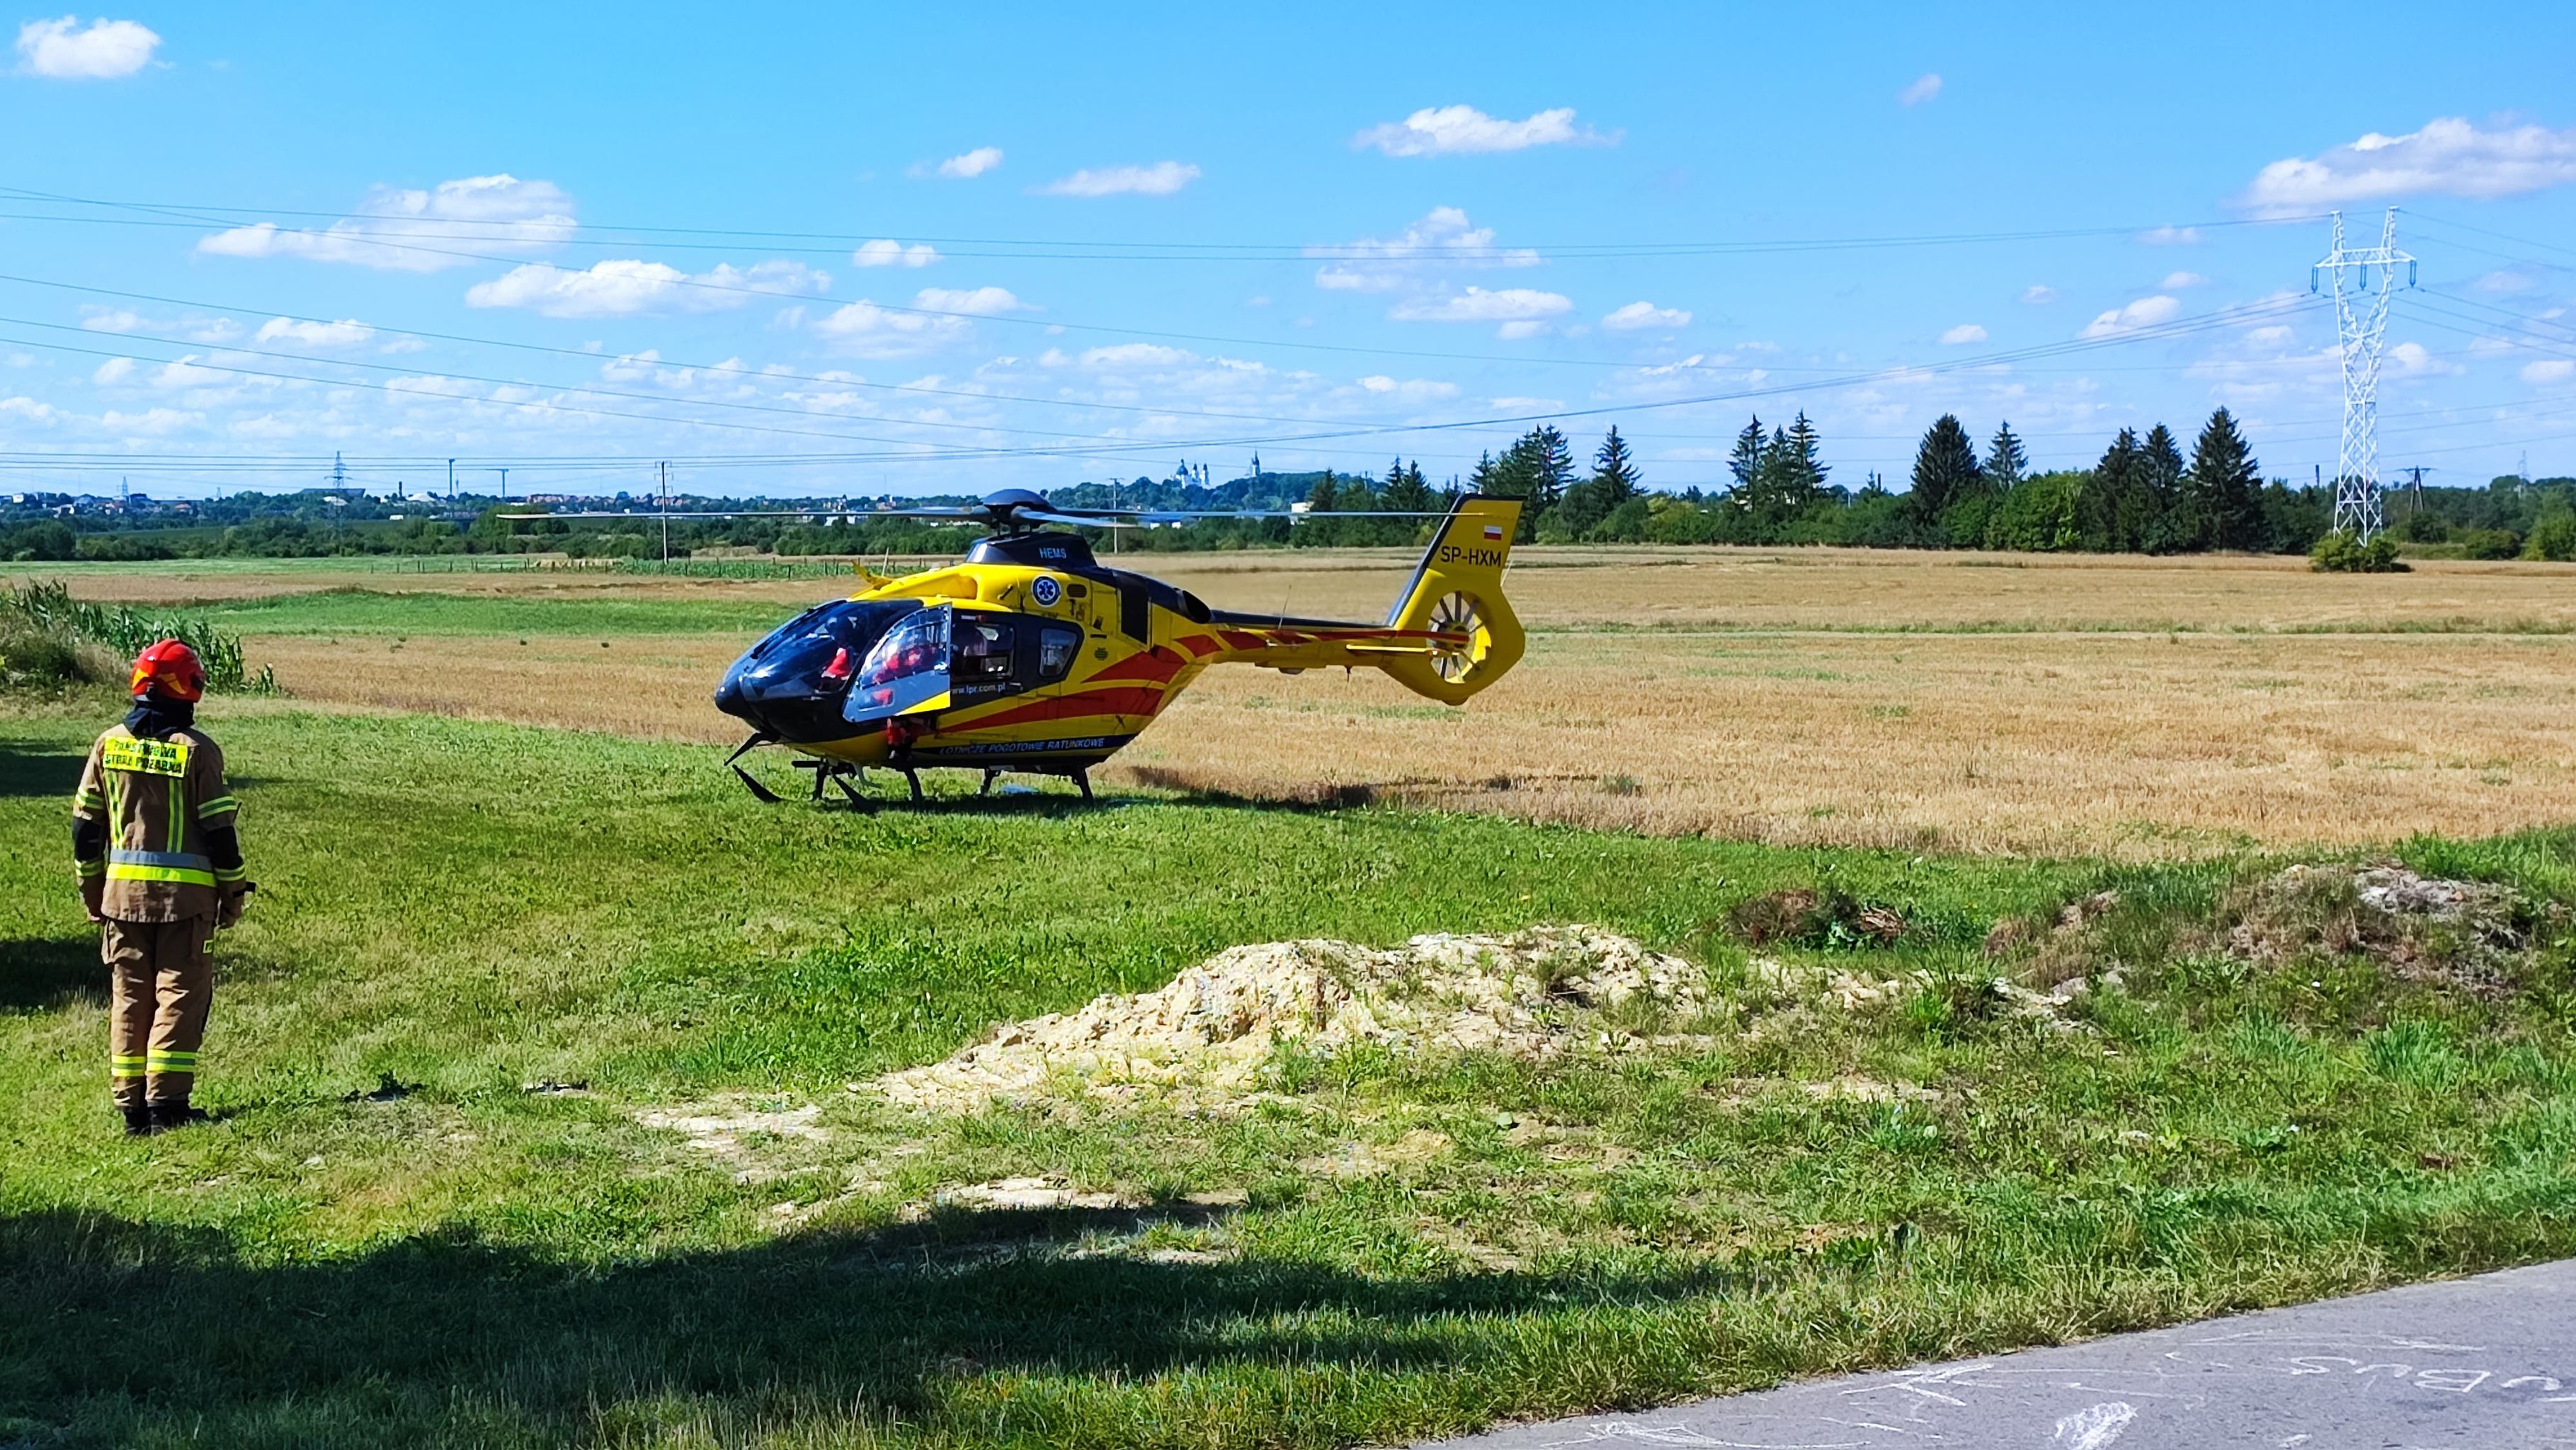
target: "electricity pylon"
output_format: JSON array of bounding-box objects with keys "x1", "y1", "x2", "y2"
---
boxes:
[{"x1": 2310, "y1": 208, "x2": 2415, "y2": 541}]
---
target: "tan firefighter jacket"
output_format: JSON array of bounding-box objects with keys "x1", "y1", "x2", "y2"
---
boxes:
[{"x1": 73, "y1": 724, "x2": 244, "y2": 923}]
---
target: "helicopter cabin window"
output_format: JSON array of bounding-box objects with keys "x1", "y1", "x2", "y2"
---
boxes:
[
  {"x1": 1037, "y1": 625, "x2": 1081, "y2": 683},
  {"x1": 950, "y1": 615, "x2": 1015, "y2": 697}
]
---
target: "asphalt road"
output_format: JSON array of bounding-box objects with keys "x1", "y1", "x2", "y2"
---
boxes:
[{"x1": 1420, "y1": 1260, "x2": 2576, "y2": 1449}]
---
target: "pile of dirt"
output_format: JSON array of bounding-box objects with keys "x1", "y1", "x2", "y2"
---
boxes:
[
  {"x1": 2223, "y1": 863, "x2": 2546, "y2": 994},
  {"x1": 871, "y1": 925, "x2": 1709, "y2": 1113}
]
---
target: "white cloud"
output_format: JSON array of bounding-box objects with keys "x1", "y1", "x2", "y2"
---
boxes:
[
  {"x1": 813, "y1": 286, "x2": 1025, "y2": 357},
  {"x1": 1353, "y1": 104, "x2": 1612, "y2": 157},
  {"x1": 254, "y1": 317, "x2": 374, "y2": 348},
  {"x1": 1355, "y1": 375, "x2": 1459, "y2": 401},
  {"x1": 2079, "y1": 295, "x2": 2181, "y2": 338},
  {"x1": 99, "y1": 406, "x2": 198, "y2": 434},
  {"x1": 151, "y1": 356, "x2": 225, "y2": 389},
  {"x1": 1389, "y1": 287, "x2": 1572, "y2": 325},
  {"x1": 2385, "y1": 341, "x2": 2462, "y2": 376},
  {"x1": 79, "y1": 307, "x2": 142, "y2": 332},
  {"x1": 2137, "y1": 225, "x2": 2201, "y2": 246},
  {"x1": 2161, "y1": 271, "x2": 2209, "y2": 289},
  {"x1": 198, "y1": 174, "x2": 576, "y2": 273},
  {"x1": 854, "y1": 239, "x2": 939, "y2": 268},
  {"x1": 1307, "y1": 207, "x2": 1539, "y2": 291},
  {"x1": 1495, "y1": 320, "x2": 1549, "y2": 340},
  {"x1": 1079, "y1": 342, "x2": 1193, "y2": 367},
  {"x1": 465, "y1": 258, "x2": 827, "y2": 318},
  {"x1": 2475, "y1": 270, "x2": 2538, "y2": 294},
  {"x1": 1898, "y1": 74, "x2": 1942, "y2": 107},
  {"x1": 2240, "y1": 118, "x2": 2576, "y2": 217},
  {"x1": 2525, "y1": 358, "x2": 2576, "y2": 384},
  {"x1": 913, "y1": 285, "x2": 1024, "y2": 316},
  {"x1": 91, "y1": 356, "x2": 132, "y2": 384},
  {"x1": 1602, "y1": 301, "x2": 1692, "y2": 331},
  {"x1": 933, "y1": 147, "x2": 1003, "y2": 179},
  {"x1": 16, "y1": 15, "x2": 158, "y2": 79},
  {"x1": 1, "y1": 395, "x2": 65, "y2": 423},
  {"x1": 1938, "y1": 323, "x2": 1988, "y2": 346},
  {"x1": 384, "y1": 375, "x2": 476, "y2": 399},
  {"x1": 1036, "y1": 161, "x2": 1199, "y2": 197},
  {"x1": 2019, "y1": 285, "x2": 2057, "y2": 304}
]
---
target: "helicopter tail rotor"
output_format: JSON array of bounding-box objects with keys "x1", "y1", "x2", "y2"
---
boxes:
[{"x1": 1379, "y1": 495, "x2": 1524, "y2": 704}]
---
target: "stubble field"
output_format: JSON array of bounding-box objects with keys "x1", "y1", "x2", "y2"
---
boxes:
[{"x1": 30, "y1": 545, "x2": 2576, "y2": 857}]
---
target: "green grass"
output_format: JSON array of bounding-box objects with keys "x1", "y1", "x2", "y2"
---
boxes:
[{"x1": 4, "y1": 696, "x2": 2575, "y2": 1449}]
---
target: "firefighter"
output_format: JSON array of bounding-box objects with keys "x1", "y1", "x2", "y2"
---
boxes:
[{"x1": 71, "y1": 639, "x2": 252, "y2": 1136}]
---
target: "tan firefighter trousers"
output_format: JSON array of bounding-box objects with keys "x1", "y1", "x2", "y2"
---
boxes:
[{"x1": 103, "y1": 916, "x2": 214, "y2": 1109}]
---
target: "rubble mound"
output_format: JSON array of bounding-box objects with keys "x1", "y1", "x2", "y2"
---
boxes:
[
  {"x1": 873, "y1": 925, "x2": 1707, "y2": 1113},
  {"x1": 2226, "y1": 863, "x2": 2543, "y2": 994}
]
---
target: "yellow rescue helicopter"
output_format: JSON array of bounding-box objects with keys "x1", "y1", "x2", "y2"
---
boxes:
[{"x1": 695, "y1": 489, "x2": 1525, "y2": 804}]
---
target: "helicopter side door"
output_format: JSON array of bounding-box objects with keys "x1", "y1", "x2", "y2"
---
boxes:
[{"x1": 947, "y1": 610, "x2": 1085, "y2": 728}]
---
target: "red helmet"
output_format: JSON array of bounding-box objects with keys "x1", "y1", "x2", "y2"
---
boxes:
[{"x1": 130, "y1": 639, "x2": 206, "y2": 703}]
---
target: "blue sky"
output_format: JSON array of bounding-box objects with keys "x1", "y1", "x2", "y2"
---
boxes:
[{"x1": 5, "y1": 1, "x2": 2576, "y2": 499}]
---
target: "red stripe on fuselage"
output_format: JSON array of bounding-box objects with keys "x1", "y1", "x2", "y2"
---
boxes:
[
  {"x1": 949, "y1": 685, "x2": 1171, "y2": 733},
  {"x1": 1084, "y1": 647, "x2": 1182, "y2": 685}
]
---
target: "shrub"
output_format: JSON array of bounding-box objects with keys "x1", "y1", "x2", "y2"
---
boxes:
[
  {"x1": 2310, "y1": 529, "x2": 2409, "y2": 573},
  {"x1": 2527, "y1": 511, "x2": 2576, "y2": 564},
  {"x1": 2458, "y1": 528, "x2": 2523, "y2": 561}
]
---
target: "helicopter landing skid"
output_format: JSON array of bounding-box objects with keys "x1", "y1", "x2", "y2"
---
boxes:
[{"x1": 732, "y1": 734, "x2": 1097, "y2": 808}]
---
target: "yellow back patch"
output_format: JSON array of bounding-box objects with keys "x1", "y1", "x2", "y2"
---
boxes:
[{"x1": 103, "y1": 736, "x2": 191, "y2": 778}]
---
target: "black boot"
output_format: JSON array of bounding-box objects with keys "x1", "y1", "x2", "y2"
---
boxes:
[
  {"x1": 148, "y1": 1101, "x2": 210, "y2": 1133},
  {"x1": 122, "y1": 1105, "x2": 154, "y2": 1137}
]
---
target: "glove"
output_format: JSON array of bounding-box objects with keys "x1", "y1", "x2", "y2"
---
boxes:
[
  {"x1": 217, "y1": 883, "x2": 254, "y2": 930},
  {"x1": 81, "y1": 877, "x2": 106, "y2": 924}
]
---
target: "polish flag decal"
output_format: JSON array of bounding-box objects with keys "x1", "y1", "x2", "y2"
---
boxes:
[{"x1": 1483, "y1": 524, "x2": 1504, "y2": 541}]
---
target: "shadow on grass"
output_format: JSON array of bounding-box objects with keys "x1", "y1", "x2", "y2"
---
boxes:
[
  {"x1": 0, "y1": 746, "x2": 83, "y2": 799},
  {"x1": 0, "y1": 935, "x2": 102, "y2": 1012},
  {"x1": 0, "y1": 1206, "x2": 1733, "y2": 1445}
]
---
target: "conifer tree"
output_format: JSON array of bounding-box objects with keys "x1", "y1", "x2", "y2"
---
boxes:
[
  {"x1": 1382, "y1": 458, "x2": 1434, "y2": 513},
  {"x1": 1784, "y1": 412, "x2": 1828, "y2": 490},
  {"x1": 1301, "y1": 469, "x2": 1339, "y2": 547},
  {"x1": 1740, "y1": 416, "x2": 1827, "y2": 535},
  {"x1": 2139, "y1": 423, "x2": 2192, "y2": 552},
  {"x1": 1909, "y1": 413, "x2": 1983, "y2": 523},
  {"x1": 1591, "y1": 426, "x2": 1641, "y2": 510},
  {"x1": 2187, "y1": 407, "x2": 2262, "y2": 551},
  {"x1": 1985, "y1": 421, "x2": 2028, "y2": 491},
  {"x1": 1728, "y1": 416, "x2": 1766, "y2": 493},
  {"x1": 2081, "y1": 428, "x2": 2144, "y2": 551}
]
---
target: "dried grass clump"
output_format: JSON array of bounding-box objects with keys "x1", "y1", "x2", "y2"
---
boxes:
[{"x1": 1726, "y1": 888, "x2": 1909, "y2": 949}]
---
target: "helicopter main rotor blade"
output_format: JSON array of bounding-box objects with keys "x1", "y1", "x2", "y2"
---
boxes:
[
  {"x1": 1125, "y1": 508, "x2": 1463, "y2": 522},
  {"x1": 1017, "y1": 508, "x2": 1142, "y2": 530},
  {"x1": 494, "y1": 506, "x2": 981, "y2": 521}
]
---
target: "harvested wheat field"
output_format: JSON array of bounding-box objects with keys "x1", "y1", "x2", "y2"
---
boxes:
[{"x1": 37, "y1": 546, "x2": 2576, "y2": 857}]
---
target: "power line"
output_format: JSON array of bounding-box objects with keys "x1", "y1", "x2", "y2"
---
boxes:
[
  {"x1": 0, "y1": 183, "x2": 2313, "y2": 261},
  {"x1": 0, "y1": 291, "x2": 2323, "y2": 472}
]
